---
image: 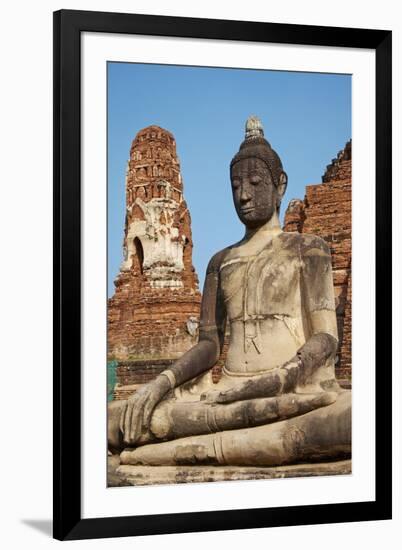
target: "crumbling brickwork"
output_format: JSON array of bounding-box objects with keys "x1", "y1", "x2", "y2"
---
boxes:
[
  {"x1": 283, "y1": 141, "x2": 352, "y2": 384},
  {"x1": 108, "y1": 126, "x2": 202, "y2": 393}
]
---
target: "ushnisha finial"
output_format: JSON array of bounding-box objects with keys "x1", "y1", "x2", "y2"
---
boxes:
[
  {"x1": 231, "y1": 116, "x2": 286, "y2": 187},
  {"x1": 245, "y1": 115, "x2": 264, "y2": 140}
]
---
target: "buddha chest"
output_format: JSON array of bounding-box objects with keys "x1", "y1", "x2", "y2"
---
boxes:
[{"x1": 220, "y1": 233, "x2": 303, "y2": 323}]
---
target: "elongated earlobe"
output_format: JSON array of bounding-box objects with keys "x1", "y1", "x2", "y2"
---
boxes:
[
  {"x1": 276, "y1": 171, "x2": 288, "y2": 211},
  {"x1": 278, "y1": 171, "x2": 288, "y2": 199}
]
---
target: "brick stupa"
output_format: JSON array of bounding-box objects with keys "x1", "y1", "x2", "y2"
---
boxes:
[
  {"x1": 108, "y1": 126, "x2": 201, "y2": 398},
  {"x1": 284, "y1": 141, "x2": 352, "y2": 385}
]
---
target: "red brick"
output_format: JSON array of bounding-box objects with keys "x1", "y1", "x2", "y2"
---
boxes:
[{"x1": 284, "y1": 141, "x2": 352, "y2": 382}]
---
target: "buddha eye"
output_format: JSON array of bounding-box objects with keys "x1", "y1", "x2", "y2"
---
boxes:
[
  {"x1": 232, "y1": 178, "x2": 240, "y2": 188},
  {"x1": 250, "y1": 177, "x2": 261, "y2": 185}
]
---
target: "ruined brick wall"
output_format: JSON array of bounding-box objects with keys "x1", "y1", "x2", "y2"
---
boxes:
[
  {"x1": 283, "y1": 141, "x2": 352, "y2": 384},
  {"x1": 108, "y1": 126, "x2": 201, "y2": 392}
]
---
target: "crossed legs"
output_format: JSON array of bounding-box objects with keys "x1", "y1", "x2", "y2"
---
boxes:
[{"x1": 108, "y1": 390, "x2": 351, "y2": 466}]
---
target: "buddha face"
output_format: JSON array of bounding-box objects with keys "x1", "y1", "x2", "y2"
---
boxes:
[{"x1": 231, "y1": 157, "x2": 281, "y2": 229}]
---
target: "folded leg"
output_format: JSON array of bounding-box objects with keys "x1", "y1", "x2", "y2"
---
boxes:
[
  {"x1": 120, "y1": 391, "x2": 350, "y2": 466},
  {"x1": 149, "y1": 391, "x2": 337, "y2": 440}
]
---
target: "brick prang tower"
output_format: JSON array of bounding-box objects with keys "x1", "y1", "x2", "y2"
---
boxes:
[
  {"x1": 284, "y1": 140, "x2": 352, "y2": 386},
  {"x1": 108, "y1": 126, "x2": 201, "y2": 398}
]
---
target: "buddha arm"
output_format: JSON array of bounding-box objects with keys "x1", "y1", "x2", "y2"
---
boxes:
[
  {"x1": 162, "y1": 250, "x2": 227, "y2": 388},
  {"x1": 296, "y1": 236, "x2": 339, "y2": 377}
]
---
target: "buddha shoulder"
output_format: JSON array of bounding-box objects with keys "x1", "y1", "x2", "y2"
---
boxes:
[
  {"x1": 205, "y1": 247, "x2": 232, "y2": 276},
  {"x1": 279, "y1": 231, "x2": 331, "y2": 258}
]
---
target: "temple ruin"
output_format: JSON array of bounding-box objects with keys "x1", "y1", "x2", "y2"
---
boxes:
[{"x1": 108, "y1": 126, "x2": 201, "y2": 398}]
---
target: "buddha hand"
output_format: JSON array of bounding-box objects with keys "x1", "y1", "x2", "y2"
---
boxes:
[
  {"x1": 200, "y1": 356, "x2": 328, "y2": 405},
  {"x1": 120, "y1": 375, "x2": 172, "y2": 446}
]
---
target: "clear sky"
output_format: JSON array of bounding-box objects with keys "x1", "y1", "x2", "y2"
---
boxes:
[{"x1": 108, "y1": 62, "x2": 351, "y2": 297}]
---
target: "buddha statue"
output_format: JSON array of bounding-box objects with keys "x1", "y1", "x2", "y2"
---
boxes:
[{"x1": 108, "y1": 116, "x2": 351, "y2": 468}]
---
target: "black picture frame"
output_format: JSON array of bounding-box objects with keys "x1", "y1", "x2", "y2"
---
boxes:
[{"x1": 53, "y1": 9, "x2": 392, "y2": 541}]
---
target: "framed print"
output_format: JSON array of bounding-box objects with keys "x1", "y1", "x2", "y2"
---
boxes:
[{"x1": 53, "y1": 9, "x2": 392, "y2": 541}]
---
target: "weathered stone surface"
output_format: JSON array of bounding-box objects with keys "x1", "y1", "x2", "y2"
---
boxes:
[
  {"x1": 108, "y1": 126, "x2": 202, "y2": 387},
  {"x1": 108, "y1": 457, "x2": 351, "y2": 486},
  {"x1": 283, "y1": 141, "x2": 352, "y2": 384},
  {"x1": 108, "y1": 118, "x2": 351, "y2": 474}
]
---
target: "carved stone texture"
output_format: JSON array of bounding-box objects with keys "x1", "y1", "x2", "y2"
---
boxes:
[
  {"x1": 108, "y1": 126, "x2": 201, "y2": 384},
  {"x1": 283, "y1": 140, "x2": 352, "y2": 385}
]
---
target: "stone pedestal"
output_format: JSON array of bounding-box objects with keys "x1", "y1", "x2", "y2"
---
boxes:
[{"x1": 108, "y1": 455, "x2": 351, "y2": 487}]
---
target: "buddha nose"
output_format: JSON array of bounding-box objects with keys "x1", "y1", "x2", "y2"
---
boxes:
[{"x1": 240, "y1": 184, "x2": 251, "y2": 203}]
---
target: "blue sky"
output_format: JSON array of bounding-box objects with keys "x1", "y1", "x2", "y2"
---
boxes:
[{"x1": 108, "y1": 62, "x2": 351, "y2": 296}]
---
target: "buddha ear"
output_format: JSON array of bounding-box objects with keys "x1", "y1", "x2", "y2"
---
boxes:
[
  {"x1": 277, "y1": 171, "x2": 288, "y2": 201},
  {"x1": 275, "y1": 172, "x2": 288, "y2": 212}
]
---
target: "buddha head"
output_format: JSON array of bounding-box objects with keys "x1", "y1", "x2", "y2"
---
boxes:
[{"x1": 230, "y1": 116, "x2": 288, "y2": 229}]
